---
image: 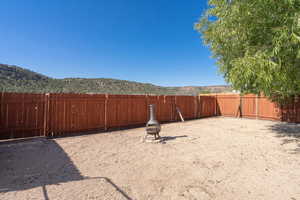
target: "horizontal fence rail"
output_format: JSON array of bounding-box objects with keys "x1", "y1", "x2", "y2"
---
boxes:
[{"x1": 1, "y1": 92, "x2": 299, "y2": 140}]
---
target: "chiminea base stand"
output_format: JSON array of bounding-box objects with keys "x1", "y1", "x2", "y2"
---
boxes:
[{"x1": 142, "y1": 133, "x2": 162, "y2": 143}]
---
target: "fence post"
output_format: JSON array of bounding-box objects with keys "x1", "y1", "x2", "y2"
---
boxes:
[
  {"x1": 239, "y1": 95, "x2": 242, "y2": 118},
  {"x1": 105, "y1": 94, "x2": 108, "y2": 131},
  {"x1": 198, "y1": 95, "x2": 201, "y2": 118},
  {"x1": 279, "y1": 101, "x2": 284, "y2": 122},
  {"x1": 215, "y1": 94, "x2": 218, "y2": 116},
  {"x1": 194, "y1": 96, "x2": 197, "y2": 119},
  {"x1": 294, "y1": 96, "x2": 297, "y2": 123},
  {"x1": 0, "y1": 92, "x2": 3, "y2": 131},
  {"x1": 296, "y1": 96, "x2": 298, "y2": 123},
  {"x1": 146, "y1": 95, "x2": 148, "y2": 122},
  {"x1": 175, "y1": 96, "x2": 177, "y2": 121},
  {"x1": 255, "y1": 94, "x2": 259, "y2": 119},
  {"x1": 43, "y1": 93, "x2": 49, "y2": 137}
]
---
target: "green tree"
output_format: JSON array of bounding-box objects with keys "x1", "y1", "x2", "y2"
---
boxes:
[{"x1": 196, "y1": 0, "x2": 300, "y2": 102}]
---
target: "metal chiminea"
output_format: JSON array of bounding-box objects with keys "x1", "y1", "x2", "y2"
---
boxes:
[{"x1": 145, "y1": 104, "x2": 161, "y2": 141}]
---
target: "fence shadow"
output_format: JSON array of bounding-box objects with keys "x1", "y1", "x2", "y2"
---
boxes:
[
  {"x1": 269, "y1": 123, "x2": 300, "y2": 154},
  {"x1": 85, "y1": 177, "x2": 133, "y2": 200},
  {"x1": 0, "y1": 138, "x2": 83, "y2": 196},
  {"x1": 0, "y1": 138, "x2": 133, "y2": 200}
]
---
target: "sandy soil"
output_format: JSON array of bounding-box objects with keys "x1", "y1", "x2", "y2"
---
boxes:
[{"x1": 0, "y1": 117, "x2": 300, "y2": 200}]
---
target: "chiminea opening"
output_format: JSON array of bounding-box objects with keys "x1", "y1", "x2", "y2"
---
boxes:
[{"x1": 144, "y1": 104, "x2": 161, "y2": 141}]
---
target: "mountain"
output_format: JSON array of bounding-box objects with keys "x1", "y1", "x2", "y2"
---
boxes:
[{"x1": 0, "y1": 64, "x2": 232, "y2": 95}]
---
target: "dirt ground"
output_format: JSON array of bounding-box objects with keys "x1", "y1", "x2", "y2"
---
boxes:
[{"x1": 0, "y1": 117, "x2": 300, "y2": 200}]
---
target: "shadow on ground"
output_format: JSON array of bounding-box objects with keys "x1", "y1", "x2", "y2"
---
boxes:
[
  {"x1": 0, "y1": 138, "x2": 132, "y2": 200},
  {"x1": 160, "y1": 135, "x2": 188, "y2": 143},
  {"x1": 85, "y1": 177, "x2": 133, "y2": 200},
  {"x1": 269, "y1": 123, "x2": 300, "y2": 154}
]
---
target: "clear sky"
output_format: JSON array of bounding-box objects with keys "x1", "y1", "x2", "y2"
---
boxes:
[{"x1": 0, "y1": 0, "x2": 226, "y2": 87}]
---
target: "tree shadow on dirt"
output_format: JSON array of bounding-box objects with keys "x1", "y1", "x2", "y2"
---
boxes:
[
  {"x1": 0, "y1": 138, "x2": 132, "y2": 200},
  {"x1": 268, "y1": 123, "x2": 300, "y2": 154}
]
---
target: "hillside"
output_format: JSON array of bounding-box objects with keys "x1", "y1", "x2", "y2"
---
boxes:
[{"x1": 0, "y1": 64, "x2": 232, "y2": 95}]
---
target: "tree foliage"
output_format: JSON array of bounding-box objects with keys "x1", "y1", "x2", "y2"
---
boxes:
[{"x1": 196, "y1": 0, "x2": 300, "y2": 102}]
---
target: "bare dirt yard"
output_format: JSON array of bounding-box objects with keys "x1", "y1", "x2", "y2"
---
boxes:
[{"x1": 0, "y1": 117, "x2": 300, "y2": 200}]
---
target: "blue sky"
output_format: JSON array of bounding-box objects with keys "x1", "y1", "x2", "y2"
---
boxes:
[{"x1": 0, "y1": 0, "x2": 226, "y2": 86}]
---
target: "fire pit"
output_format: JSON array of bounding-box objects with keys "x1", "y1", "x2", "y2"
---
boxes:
[{"x1": 144, "y1": 104, "x2": 161, "y2": 142}]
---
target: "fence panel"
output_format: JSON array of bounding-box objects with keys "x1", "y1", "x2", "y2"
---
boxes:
[
  {"x1": 106, "y1": 95, "x2": 126, "y2": 128},
  {"x1": 161, "y1": 96, "x2": 176, "y2": 122},
  {"x1": 241, "y1": 94, "x2": 257, "y2": 119},
  {"x1": 147, "y1": 95, "x2": 175, "y2": 122},
  {"x1": 257, "y1": 96, "x2": 281, "y2": 121},
  {"x1": 216, "y1": 94, "x2": 240, "y2": 117},
  {"x1": 0, "y1": 93, "x2": 46, "y2": 139},
  {"x1": 107, "y1": 95, "x2": 148, "y2": 128},
  {"x1": 199, "y1": 95, "x2": 216, "y2": 117},
  {"x1": 175, "y1": 96, "x2": 198, "y2": 120},
  {"x1": 48, "y1": 94, "x2": 106, "y2": 136},
  {"x1": 128, "y1": 95, "x2": 148, "y2": 126}
]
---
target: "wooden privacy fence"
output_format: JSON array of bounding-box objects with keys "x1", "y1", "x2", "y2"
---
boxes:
[
  {"x1": 1, "y1": 92, "x2": 300, "y2": 140},
  {"x1": 200, "y1": 94, "x2": 300, "y2": 122},
  {"x1": 198, "y1": 95, "x2": 216, "y2": 117},
  {"x1": 0, "y1": 93, "x2": 199, "y2": 140},
  {"x1": 0, "y1": 93, "x2": 46, "y2": 139},
  {"x1": 47, "y1": 94, "x2": 107, "y2": 136}
]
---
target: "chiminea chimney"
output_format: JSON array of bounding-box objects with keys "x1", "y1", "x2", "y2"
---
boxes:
[{"x1": 145, "y1": 104, "x2": 161, "y2": 140}]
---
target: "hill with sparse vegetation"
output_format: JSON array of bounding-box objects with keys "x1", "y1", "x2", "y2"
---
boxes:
[{"x1": 0, "y1": 64, "x2": 231, "y2": 95}]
